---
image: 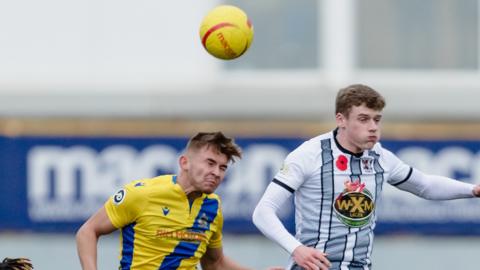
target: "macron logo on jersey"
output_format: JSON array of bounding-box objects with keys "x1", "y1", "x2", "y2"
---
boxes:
[{"x1": 162, "y1": 207, "x2": 170, "y2": 216}]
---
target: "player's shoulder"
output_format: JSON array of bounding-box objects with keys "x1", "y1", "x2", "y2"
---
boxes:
[
  {"x1": 371, "y1": 142, "x2": 384, "y2": 152},
  {"x1": 309, "y1": 130, "x2": 334, "y2": 145},
  {"x1": 204, "y1": 192, "x2": 221, "y2": 202},
  {"x1": 115, "y1": 175, "x2": 176, "y2": 205},
  {"x1": 371, "y1": 142, "x2": 394, "y2": 155},
  {"x1": 147, "y1": 174, "x2": 177, "y2": 185},
  {"x1": 123, "y1": 175, "x2": 176, "y2": 194},
  {"x1": 203, "y1": 193, "x2": 223, "y2": 213},
  {"x1": 369, "y1": 142, "x2": 400, "y2": 162},
  {"x1": 295, "y1": 131, "x2": 332, "y2": 152}
]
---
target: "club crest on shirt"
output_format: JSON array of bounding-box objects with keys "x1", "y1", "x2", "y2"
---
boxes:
[
  {"x1": 198, "y1": 213, "x2": 209, "y2": 229},
  {"x1": 333, "y1": 181, "x2": 375, "y2": 228},
  {"x1": 113, "y1": 189, "x2": 126, "y2": 205},
  {"x1": 361, "y1": 156, "x2": 374, "y2": 173},
  {"x1": 279, "y1": 163, "x2": 289, "y2": 175}
]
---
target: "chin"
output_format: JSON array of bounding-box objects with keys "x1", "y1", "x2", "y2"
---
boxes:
[
  {"x1": 364, "y1": 142, "x2": 376, "y2": 150},
  {"x1": 202, "y1": 187, "x2": 216, "y2": 194}
]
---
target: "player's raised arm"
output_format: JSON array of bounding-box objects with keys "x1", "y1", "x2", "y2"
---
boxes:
[{"x1": 392, "y1": 168, "x2": 478, "y2": 200}]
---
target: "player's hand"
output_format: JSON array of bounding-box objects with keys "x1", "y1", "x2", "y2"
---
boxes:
[
  {"x1": 292, "y1": 245, "x2": 331, "y2": 270},
  {"x1": 473, "y1": 185, "x2": 480, "y2": 197}
]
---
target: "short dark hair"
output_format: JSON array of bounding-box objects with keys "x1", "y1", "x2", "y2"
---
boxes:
[
  {"x1": 0, "y1": 258, "x2": 33, "y2": 270},
  {"x1": 335, "y1": 84, "x2": 386, "y2": 117},
  {"x1": 186, "y1": 132, "x2": 242, "y2": 163}
]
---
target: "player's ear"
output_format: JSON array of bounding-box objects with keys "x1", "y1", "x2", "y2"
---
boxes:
[
  {"x1": 336, "y1": 112, "x2": 346, "y2": 128},
  {"x1": 179, "y1": 154, "x2": 189, "y2": 170}
]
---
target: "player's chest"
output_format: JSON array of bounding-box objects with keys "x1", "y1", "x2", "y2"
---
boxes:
[
  {"x1": 330, "y1": 153, "x2": 379, "y2": 175},
  {"x1": 307, "y1": 153, "x2": 384, "y2": 194},
  {"x1": 136, "y1": 195, "x2": 220, "y2": 233}
]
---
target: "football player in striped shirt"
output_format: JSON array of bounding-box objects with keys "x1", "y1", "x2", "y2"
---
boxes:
[
  {"x1": 76, "y1": 132, "x2": 251, "y2": 270},
  {"x1": 253, "y1": 84, "x2": 480, "y2": 270}
]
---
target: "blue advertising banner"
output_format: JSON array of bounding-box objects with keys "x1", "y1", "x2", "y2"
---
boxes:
[{"x1": 1, "y1": 135, "x2": 480, "y2": 235}]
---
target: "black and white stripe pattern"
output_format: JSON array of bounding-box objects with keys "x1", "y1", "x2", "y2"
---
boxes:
[
  {"x1": 314, "y1": 139, "x2": 334, "y2": 251},
  {"x1": 278, "y1": 131, "x2": 411, "y2": 270}
]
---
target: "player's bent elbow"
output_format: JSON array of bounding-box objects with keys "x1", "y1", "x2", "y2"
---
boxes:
[
  {"x1": 75, "y1": 222, "x2": 97, "y2": 244},
  {"x1": 251, "y1": 203, "x2": 265, "y2": 229},
  {"x1": 75, "y1": 224, "x2": 88, "y2": 244}
]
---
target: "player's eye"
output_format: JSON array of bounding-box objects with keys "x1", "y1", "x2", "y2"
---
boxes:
[{"x1": 359, "y1": 117, "x2": 369, "y2": 122}]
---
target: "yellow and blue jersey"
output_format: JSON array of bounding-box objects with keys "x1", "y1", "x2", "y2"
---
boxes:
[{"x1": 104, "y1": 175, "x2": 223, "y2": 270}]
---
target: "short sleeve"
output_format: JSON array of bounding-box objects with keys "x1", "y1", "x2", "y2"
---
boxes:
[
  {"x1": 274, "y1": 140, "x2": 317, "y2": 191},
  {"x1": 381, "y1": 148, "x2": 412, "y2": 185},
  {"x1": 207, "y1": 205, "x2": 223, "y2": 249},
  {"x1": 104, "y1": 180, "x2": 149, "y2": 229}
]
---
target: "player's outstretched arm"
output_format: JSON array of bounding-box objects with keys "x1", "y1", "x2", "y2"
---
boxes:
[
  {"x1": 395, "y1": 168, "x2": 477, "y2": 200},
  {"x1": 200, "y1": 247, "x2": 252, "y2": 270},
  {"x1": 76, "y1": 206, "x2": 117, "y2": 270}
]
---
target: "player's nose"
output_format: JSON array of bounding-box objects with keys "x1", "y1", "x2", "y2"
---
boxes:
[
  {"x1": 368, "y1": 119, "x2": 379, "y2": 131},
  {"x1": 211, "y1": 165, "x2": 221, "y2": 176}
]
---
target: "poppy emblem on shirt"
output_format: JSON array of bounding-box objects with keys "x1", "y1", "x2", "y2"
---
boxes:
[
  {"x1": 336, "y1": 155, "x2": 348, "y2": 171},
  {"x1": 162, "y1": 207, "x2": 170, "y2": 216}
]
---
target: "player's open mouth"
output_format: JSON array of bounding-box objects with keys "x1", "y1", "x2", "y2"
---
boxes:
[{"x1": 204, "y1": 179, "x2": 217, "y2": 186}]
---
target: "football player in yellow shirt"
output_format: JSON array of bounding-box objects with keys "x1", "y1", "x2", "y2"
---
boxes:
[{"x1": 76, "y1": 132, "x2": 253, "y2": 270}]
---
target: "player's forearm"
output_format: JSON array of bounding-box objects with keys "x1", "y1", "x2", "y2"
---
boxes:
[
  {"x1": 399, "y1": 168, "x2": 475, "y2": 200},
  {"x1": 252, "y1": 183, "x2": 302, "y2": 254},
  {"x1": 75, "y1": 226, "x2": 99, "y2": 270}
]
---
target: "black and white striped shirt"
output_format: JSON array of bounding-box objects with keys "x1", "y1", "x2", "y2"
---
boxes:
[
  {"x1": 253, "y1": 129, "x2": 475, "y2": 270},
  {"x1": 274, "y1": 130, "x2": 411, "y2": 269}
]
